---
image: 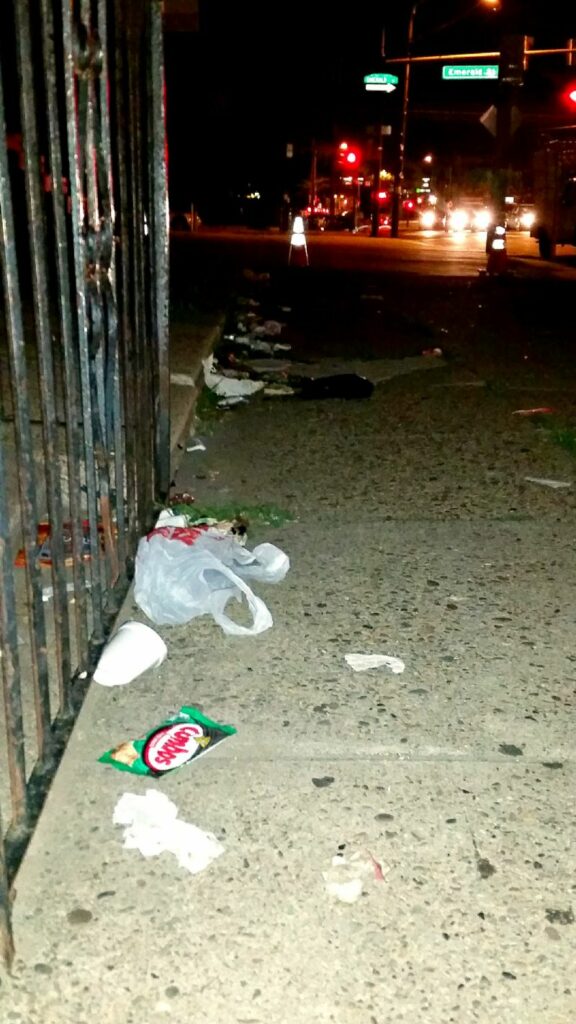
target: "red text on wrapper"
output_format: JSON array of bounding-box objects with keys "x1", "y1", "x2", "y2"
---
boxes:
[{"x1": 143, "y1": 722, "x2": 205, "y2": 771}]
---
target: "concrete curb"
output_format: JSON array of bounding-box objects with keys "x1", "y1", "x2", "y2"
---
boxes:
[{"x1": 169, "y1": 316, "x2": 225, "y2": 480}]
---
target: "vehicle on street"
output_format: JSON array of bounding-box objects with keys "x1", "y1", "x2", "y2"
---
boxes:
[
  {"x1": 530, "y1": 129, "x2": 576, "y2": 258},
  {"x1": 505, "y1": 203, "x2": 537, "y2": 231},
  {"x1": 353, "y1": 215, "x2": 391, "y2": 236},
  {"x1": 418, "y1": 205, "x2": 441, "y2": 229},
  {"x1": 445, "y1": 199, "x2": 494, "y2": 233},
  {"x1": 325, "y1": 211, "x2": 356, "y2": 232}
]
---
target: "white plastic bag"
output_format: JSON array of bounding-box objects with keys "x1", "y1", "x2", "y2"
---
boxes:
[
  {"x1": 187, "y1": 532, "x2": 289, "y2": 583},
  {"x1": 133, "y1": 528, "x2": 289, "y2": 636}
]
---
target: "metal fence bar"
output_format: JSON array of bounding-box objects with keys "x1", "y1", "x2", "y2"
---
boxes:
[
  {"x1": 14, "y1": 0, "x2": 73, "y2": 710},
  {"x1": 61, "y1": 0, "x2": 105, "y2": 638},
  {"x1": 127, "y1": 7, "x2": 154, "y2": 535},
  {"x1": 0, "y1": 31, "x2": 54, "y2": 766},
  {"x1": 0, "y1": 430, "x2": 25, "y2": 970},
  {"x1": 97, "y1": 0, "x2": 127, "y2": 576},
  {"x1": 111, "y1": 3, "x2": 138, "y2": 562},
  {"x1": 39, "y1": 0, "x2": 90, "y2": 679},
  {"x1": 0, "y1": 435, "x2": 28, "y2": 825},
  {"x1": 80, "y1": 0, "x2": 118, "y2": 593},
  {"x1": 149, "y1": 0, "x2": 170, "y2": 502},
  {"x1": 94, "y1": 0, "x2": 123, "y2": 587}
]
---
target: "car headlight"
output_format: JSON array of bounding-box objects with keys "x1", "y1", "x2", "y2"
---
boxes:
[
  {"x1": 420, "y1": 210, "x2": 436, "y2": 228},
  {"x1": 473, "y1": 210, "x2": 493, "y2": 231},
  {"x1": 450, "y1": 209, "x2": 468, "y2": 231},
  {"x1": 520, "y1": 211, "x2": 535, "y2": 229}
]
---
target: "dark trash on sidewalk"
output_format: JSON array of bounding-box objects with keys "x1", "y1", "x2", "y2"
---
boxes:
[{"x1": 294, "y1": 373, "x2": 374, "y2": 400}]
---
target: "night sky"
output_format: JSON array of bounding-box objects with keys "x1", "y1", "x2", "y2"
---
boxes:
[{"x1": 165, "y1": 1, "x2": 576, "y2": 214}]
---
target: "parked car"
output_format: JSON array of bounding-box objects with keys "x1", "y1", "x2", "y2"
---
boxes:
[
  {"x1": 353, "y1": 215, "x2": 391, "y2": 235},
  {"x1": 325, "y1": 212, "x2": 356, "y2": 232},
  {"x1": 505, "y1": 203, "x2": 536, "y2": 231}
]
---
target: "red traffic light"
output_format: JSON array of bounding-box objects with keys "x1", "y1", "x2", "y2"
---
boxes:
[
  {"x1": 560, "y1": 81, "x2": 576, "y2": 108},
  {"x1": 337, "y1": 141, "x2": 361, "y2": 169}
]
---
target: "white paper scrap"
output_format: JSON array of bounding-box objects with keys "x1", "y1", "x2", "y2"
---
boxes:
[
  {"x1": 218, "y1": 396, "x2": 247, "y2": 407},
  {"x1": 113, "y1": 790, "x2": 224, "y2": 875},
  {"x1": 154, "y1": 509, "x2": 188, "y2": 528},
  {"x1": 202, "y1": 355, "x2": 265, "y2": 398},
  {"x1": 345, "y1": 653, "x2": 405, "y2": 674},
  {"x1": 322, "y1": 848, "x2": 387, "y2": 904},
  {"x1": 524, "y1": 477, "x2": 572, "y2": 490}
]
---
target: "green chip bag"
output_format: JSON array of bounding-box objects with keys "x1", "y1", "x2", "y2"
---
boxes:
[{"x1": 99, "y1": 705, "x2": 236, "y2": 776}]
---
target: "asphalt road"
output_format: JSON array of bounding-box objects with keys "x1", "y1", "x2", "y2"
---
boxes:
[
  {"x1": 171, "y1": 226, "x2": 576, "y2": 293},
  {"x1": 173, "y1": 226, "x2": 576, "y2": 388}
]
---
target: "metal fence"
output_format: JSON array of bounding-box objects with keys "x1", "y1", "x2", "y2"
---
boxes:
[{"x1": 0, "y1": 0, "x2": 169, "y2": 965}]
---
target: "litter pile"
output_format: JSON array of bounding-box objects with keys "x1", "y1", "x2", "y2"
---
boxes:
[
  {"x1": 84, "y1": 268, "x2": 395, "y2": 893},
  {"x1": 204, "y1": 276, "x2": 378, "y2": 405},
  {"x1": 90, "y1": 453, "x2": 292, "y2": 874},
  {"x1": 202, "y1": 274, "x2": 447, "y2": 409}
]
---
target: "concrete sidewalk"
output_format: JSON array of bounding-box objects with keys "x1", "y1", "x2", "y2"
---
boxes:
[{"x1": 3, "y1": 336, "x2": 576, "y2": 1023}]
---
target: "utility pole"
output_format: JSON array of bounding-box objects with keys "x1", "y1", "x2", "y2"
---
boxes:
[
  {"x1": 493, "y1": 0, "x2": 526, "y2": 214},
  {"x1": 391, "y1": 1, "x2": 417, "y2": 238},
  {"x1": 494, "y1": 33, "x2": 524, "y2": 212},
  {"x1": 371, "y1": 125, "x2": 384, "y2": 236},
  {"x1": 309, "y1": 141, "x2": 317, "y2": 211}
]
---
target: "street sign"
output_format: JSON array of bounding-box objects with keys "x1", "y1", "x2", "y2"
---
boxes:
[
  {"x1": 364, "y1": 72, "x2": 398, "y2": 93},
  {"x1": 479, "y1": 104, "x2": 522, "y2": 136},
  {"x1": 480, "y1": 104, "x2": 498, "y2": 136},
  {"x1": 442, "y1": 65, "x2": 499, "y2": 80}
]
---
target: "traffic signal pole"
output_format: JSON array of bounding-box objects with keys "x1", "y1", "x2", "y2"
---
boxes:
[
  {"x1": 371, "y1": 126, "x2": 384, "y2": 237},
  {"x1": 385, "y1": 35, "x2": 576, "y2": 238},
  {"x1": 494, "y1": 36, "x2": 524, "y2": 211},
  {"x1": 391, "y1": 2, "x2": 417, "y2": 238}
]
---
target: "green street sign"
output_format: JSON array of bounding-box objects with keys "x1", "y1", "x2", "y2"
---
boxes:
[
  {"x1": 364, "y1": 72, "x2": 398, "y2": 93},
  {"x1": 442, "y1": 65, "x2": 499, "y2": 80}
]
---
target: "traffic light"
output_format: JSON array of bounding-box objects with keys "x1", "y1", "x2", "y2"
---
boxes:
[
  {"x1": 337, "y1": 141, "x2": 361, "y2": 171},
  {"x1": 564, "y1": 82, "x2": 576, "y2": 105},
  {"x1": 541, "y1": 67, "x2": 576, "y2": 114}
]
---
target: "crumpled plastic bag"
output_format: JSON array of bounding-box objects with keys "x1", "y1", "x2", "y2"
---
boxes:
[{"x1": 134, "y1": 526, "x2": 289, "y2": 635}]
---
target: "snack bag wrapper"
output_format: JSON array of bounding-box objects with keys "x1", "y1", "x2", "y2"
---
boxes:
[{"x1": 99, "y1": 706, "x2": 236, "y2": 776}]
